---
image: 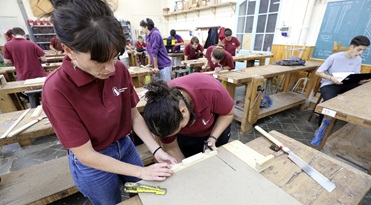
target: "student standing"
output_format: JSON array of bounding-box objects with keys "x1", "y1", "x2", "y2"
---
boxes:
[
  {"x1": 3, "y1": 27, "x2": 47, "y2": 80},
  {"x1": 202, "y1": 45, "x2": 234, "y2": 73},
  {"x1": 140, "y1": 18, "x2": 172, "y2": 82},
  {"x1": 4, "y1": 29, "x2": 13, "y2": 42},
  {"x1": 143, "y1": 73, "x2": 234, "y2": 161},
  {"x1": 311, "y1": 35, "x2": 370, "y2": 146},
  {"x1": 169, "y1": 29, "x2": 184, "y2": 52},
  {"x1": 221, "y1": 28, "x2": 241, "y2": 56},
  {"x1": 42, "y1": 1, "x2": 176, "y2": 204}
]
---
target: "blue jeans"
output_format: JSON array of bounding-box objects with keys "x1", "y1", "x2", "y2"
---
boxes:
[
  {"x1": 68, "y1": 136, "x2": 143, "y2": 205},
  {"x1": 156, "y1": 65, "x2": 172, "y2": 82}
]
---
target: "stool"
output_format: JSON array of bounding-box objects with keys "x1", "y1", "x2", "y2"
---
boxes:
[
  {"x1": 25, "y1": 89, "x2": 42, "y2": 108},
  {"x1": 308, "y1": 93, "x2": 322, "y2": 122},
  {"x1": 174, "y1": 69, "x2": 189, "y2": 78}
]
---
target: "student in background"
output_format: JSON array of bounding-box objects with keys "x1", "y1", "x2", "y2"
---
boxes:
[
  {"x1": 135, "y1": 36, "x2": 147, "y2": 65},
  {"x1": 143, "y1": 74, "x2": 234, "y2": 162},
  {"x1": 221, "y1": 28, "x2": 240, "y2": 56},
  {"x1": 311, "y1": 35, "x2": 370, "y2": 146},
  {"x1": 169, "y1": 29, "x2": 184, "y2": 52},
  {"x1": 49, "y1": 36, "x2": 64, "y2": 54},
  {"x1": 184, "y1": 36, "x2": 204, "y2": 72},
  {"x1": 140, "y1": 18, "x2": 172, "y2": 82},
  {"x1": 3, "y1": 27, "x2": 47, "y2": 80},
  {"x1": 202, "y1": 45, "x2": 234, "y2": 73},
  {"x1": 43, "y1": 1, "x2": 176, "y2": 204},
  {"x1": 5, "y1": 29, "x2": 13, "y2": 42}
]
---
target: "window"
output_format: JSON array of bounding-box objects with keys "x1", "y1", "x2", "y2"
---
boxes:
[{"x1": 236, "y1": 0, "x2": 280, "y2": 52}]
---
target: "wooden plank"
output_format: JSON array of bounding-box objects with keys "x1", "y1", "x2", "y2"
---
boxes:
[
  {"x1": 248, "y1": 131, "x2": 371, "y2": 205},
  {"x1": 322, "y1": 123, "x2": 371, "y2": 172},
  {"x1": 137, "y1": 145, "x2": 301, "y2": 205},
  {"x1": 258, "y1": 92, "x2": 305, "y2": 119},
  {"x1": 0, "y1": 144, "x2": 155, "y2": 205}
]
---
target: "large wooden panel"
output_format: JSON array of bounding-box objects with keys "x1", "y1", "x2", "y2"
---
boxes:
[{"x1": 138, "y1": 146, "x2": 301, "y2": 205}]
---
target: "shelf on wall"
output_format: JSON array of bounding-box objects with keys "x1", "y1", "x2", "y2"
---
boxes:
[{"x1": 163, "y1": 2, "x2": 236, "y2": 21}]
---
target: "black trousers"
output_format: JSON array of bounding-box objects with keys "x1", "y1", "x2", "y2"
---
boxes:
[
  {"x1": 176, "y1": 124, "x2": 231, "y2": 158},
  {"x1": 318, "y1": 82, "x2": 360, "y2": 126}
]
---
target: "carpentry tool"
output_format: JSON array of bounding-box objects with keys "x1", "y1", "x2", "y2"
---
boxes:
[
  {"x1": 255, "y1": 126, "x2": 336, "y2": 192},
  {"x1": 124, "y1": 182, "x2": 166, "y2": 195},
  {"x1": 203, "y1": 141, "x2": 213, "y2": 153},
  {"x1": 0, "y1": 109, "x2": 31, "y2": 139},
  {"x1": 8, "y1": 116, "x2": 47, "y2": 137}
]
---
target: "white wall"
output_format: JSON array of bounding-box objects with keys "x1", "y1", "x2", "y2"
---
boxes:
[{"x1": 0, "y1": 0, "x2": 335, "y2": 49}]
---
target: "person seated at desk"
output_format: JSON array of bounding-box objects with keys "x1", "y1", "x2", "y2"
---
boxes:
[
  {"x1": 184, "y1": 36, "x2": 204, "y2": 72},
  {"x1": 221, "y1": 28, "x2": 240, "y2": 56},
  {"x1": 311, "y1": 35, "x2": 370, "y2": 146},
  {"x1": 143, "y1": 73, "x2": 234, "y2": 162},
  {"x1": 49, "y1": 36, "x2": 64, "y2": 54},
  {"x1": 202, "y1": 45, "x2": 234, "y2": 73},
  {"x1": 135, "y1": 35, "x2": 147, "y2": 65}
]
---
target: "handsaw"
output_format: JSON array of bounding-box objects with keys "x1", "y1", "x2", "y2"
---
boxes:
[{"x1": 255, "y1": 126, "x2": 336, "y2": 192}]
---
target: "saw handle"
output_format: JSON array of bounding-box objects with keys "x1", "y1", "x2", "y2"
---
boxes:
[{"x1": 254, "y1": 126, "x2": 284, "y2": 149}]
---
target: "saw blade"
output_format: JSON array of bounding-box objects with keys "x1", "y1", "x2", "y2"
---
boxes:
[{"x1": 287, "y1": 151, "x2": 336, "y2": 192}]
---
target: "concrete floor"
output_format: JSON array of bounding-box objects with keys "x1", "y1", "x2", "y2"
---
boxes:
[{"x1": 1, "y1": 86, "x2": 370, "y2": 205}]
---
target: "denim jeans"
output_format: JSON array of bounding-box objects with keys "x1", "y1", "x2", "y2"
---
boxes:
[
  {"x1": 156, "y1": 65, "x2": 172, "y2": 82},
  {"x1": 68, "y1": 136, "x2": 143, "y2": 205}
]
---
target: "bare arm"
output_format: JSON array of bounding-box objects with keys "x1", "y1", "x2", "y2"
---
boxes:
[
  {"x1": 316, "y1": 71, "x2": 342, "y2": 85},
  {"x1": 40, "y1": 55, "x2": 47, "y2": 63},
  {"x1": 207, "y1": 107, "x2": 234, "y2": 147},
  {"x1": 161, "y1": 139, "x2": 185, "y2": 162},
  {"x1": 4, "y1": 58, "x2": 12, "y2": 65}
]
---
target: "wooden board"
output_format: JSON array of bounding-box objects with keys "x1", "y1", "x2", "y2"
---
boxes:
[
  {"x1": 322, "y1": 123, "x2": 371, "y2": 172},
  {"x1": 248, "y1": 131, "x2": 371, "y2": 205},
  {"x1": 137, "y1": 145, "x2": 301, "y2": 205}
]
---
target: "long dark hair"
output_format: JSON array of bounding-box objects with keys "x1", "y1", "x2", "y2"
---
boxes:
[
  {"x1": 143, "y1": 79, "x2": 183, "y2": 137},
  {"x1": 48, "y1": 0, "x2": 126, "y2": 63}
]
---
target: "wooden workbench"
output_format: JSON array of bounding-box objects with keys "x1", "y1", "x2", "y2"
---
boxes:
[
  {"x1": 128, "y1": 67, "x2": 152, "y2": 88},
  {"x1": 215, "y1": 61, "x2": 321, "y2": 132},
  {"x1": 0, "y1": 62, "x2": 61, "y2": 82},
  {"x1": 181, "y1": 53, "x2": 274, "y2": 72},
  {"x1": 314, "y1": 82, "x2": 371, "y2": 174},
  {"x1": 119, "y1": 131, "x2": 371, "y2": 205}
]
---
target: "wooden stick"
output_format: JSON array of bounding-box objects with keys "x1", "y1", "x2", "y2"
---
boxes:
[
  {"x1": 8, "y1": 116, "x2": 47, "y2": 137},
  {"x1": 0, "y1": 109, "x2": 31, "y2": 139},
  {"x1": 31, "y1": 105, "x2": 43, "y2": 117}
]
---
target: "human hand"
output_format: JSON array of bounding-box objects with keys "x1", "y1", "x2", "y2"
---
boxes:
[
  {"x1": 57, "y1": 51, "x2": 62, "y2": 55},
  {"x1": 330, "y1": 76, "x2": 342, "y2": 85},
  {"x1": 139, "y1": 163, "x2": 174, "y2": 181},
  {"x1": 360, "y1": 79, "x2": 371, "y2": 84},
  {"x1": 202, "y1": 63, "x2": 208, "y2": 70},
  {"x1": 214, "y1": 67, "x2": 222, "y2": 73},
  {"x1": 154, "y1": 149, "x2": 177, "y2": 164},
  {"x1": 152, "y1": 67, "x2": 160, "y2": 74},
  {"x1": 206, "y1": 136, "x2": 217, "y2": 148}
]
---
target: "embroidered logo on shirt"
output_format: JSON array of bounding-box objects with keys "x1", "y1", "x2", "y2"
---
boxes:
[
  {"x1": 202, "y1": 113, "x2": 214, "y2": 125},
  {"x1": 112, "y1": 87, "x2": 128, "y2": 96}
]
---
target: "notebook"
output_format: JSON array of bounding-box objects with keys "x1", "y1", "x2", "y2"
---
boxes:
[{"x1": 341, "y1": 73, "x2": 371, "y2": 84}]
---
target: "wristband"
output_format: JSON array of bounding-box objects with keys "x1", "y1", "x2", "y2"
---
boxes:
[
  {"x1": 208, "y1": 136, "x2": 218, "y2": 141},
  {"x1": 152, "y1": 146, "x2": 162, "y2": 156}
]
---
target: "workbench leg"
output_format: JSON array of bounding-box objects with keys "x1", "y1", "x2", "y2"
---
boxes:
[
  {"x1": 300, "y1": 71, "x2": 317, "y2": 110},
  {"x1": 259, "y1": 59, "x2": 266, "y2": 66},
  {"x1": 19, "y1": 139, "x2": 33, "y2": 147},
  {"x1": 137, "y1": 76, "x2": 145, "y2": 87},
  {"x1": 132, "y1": 77, "x2": 140, "y2": 88},
  {"x1": 224, "y1": 82, "x2": 236, "y2": 100},
  {"x1": 0, "y1": 93, "x2": 18, "y2": 113},
  {"x1": 241, "y1": 76, "x2": 265, "y2": 133}
]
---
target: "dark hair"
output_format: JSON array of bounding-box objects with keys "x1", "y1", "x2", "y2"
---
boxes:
[
  {"x1": 138, "y1": 36, "x2": 143, "y2": 39},
  {"x1": 11, "y1": 27, "x2": 25, "y2": 36},
  {"x1": 170, "y1": 29, "x2": 176, "y2": 37},
  {"x1": 143, "y1": 79, "x2": 183, "y2": 137},
  {"x1": 212, "y1": 46, "x2": 225, "y2": 60},
  {"x1": 48, "y1": 0, "x2": 126, "y2": 63},
  {"x1": 140, "y1": 18, "x2": 155, "y2": 30},
  {"x1": 350, "y1": 35, "x2": 370, "y2": 47},
  {"x1": 5, "y1": 29, "x2": 13, "y2": 38},
  {"x1": 190, "y1": 36, "x2": 199, "y2": 44},
  {"x1": 224, "y1": 28, "x2": 232, "y2": 37}
]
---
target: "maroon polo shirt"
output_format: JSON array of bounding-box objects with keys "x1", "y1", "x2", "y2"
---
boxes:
[
  {"x1": 42, "y1": 56, "x2": 139, "y2": 151},
  {"x1": 160, "y1": 73, "x2": 234, "y2": 144},
  {"x1": 222, "y1": 37, "x2": 240, "y2": 56},
  {"x1": 183, "y1": 43, "x2": 204, "y2": 60},
  {"x1": 205, "y1": 46, "x2": 234, "y2": 71},
  {"x1": 3, "y1": 38, "x2": 46, "y2": 80}
]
